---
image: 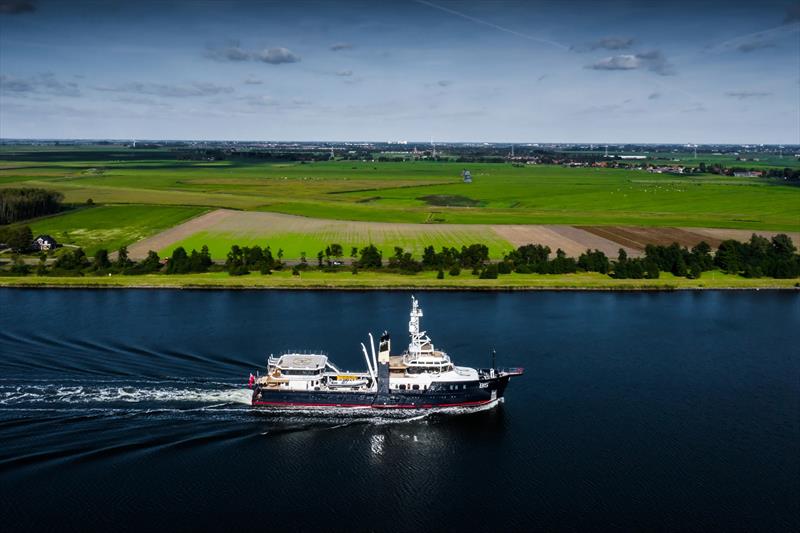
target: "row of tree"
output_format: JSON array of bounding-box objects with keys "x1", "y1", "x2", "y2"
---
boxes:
[
  {"x1": 0, "y1": 188, "x2": 64, "y2": 225},
  {"x1": 3, "y1": 235, "x2": 798, "y2": 280}
]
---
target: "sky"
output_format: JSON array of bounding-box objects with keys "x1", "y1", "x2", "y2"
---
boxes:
[{"x1": 0, "y1": 0, "x2": 799, "y2": 143}]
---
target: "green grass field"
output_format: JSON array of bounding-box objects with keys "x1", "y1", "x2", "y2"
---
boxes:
[
  {"x1": 1, "y1": 148, "x2": 799, "y2": 280},
  {"x1": 162, "y1": 222, "x2": 515, "y2": 260},
  {"x1": 2, "y1": 156, "x2": 798, "y2": 230},
  {"x1": 25, "y1": 205, "x2": 206, "y2": 255},
  {"x1": 1, "y1": 270, "x2": 797, "y2": 290}
]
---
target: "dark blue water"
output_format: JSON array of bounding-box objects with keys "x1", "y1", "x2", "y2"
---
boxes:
[{"x1": 0, "y1": 289, "x2": 798, "y2": 532}]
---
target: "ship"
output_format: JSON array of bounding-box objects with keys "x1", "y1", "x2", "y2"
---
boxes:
[{"x1": 250, "y1": 296, "x2": 523, "y2": 410}]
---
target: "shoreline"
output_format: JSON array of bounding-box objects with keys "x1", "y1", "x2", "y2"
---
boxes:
[{"x1": 1, "y1": 271, "x2": 798, "y2": 291}]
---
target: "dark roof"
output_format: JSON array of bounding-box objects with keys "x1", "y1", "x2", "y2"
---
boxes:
[{"x1": 34, "y1": 235, "x2": 57, "y2": 243}]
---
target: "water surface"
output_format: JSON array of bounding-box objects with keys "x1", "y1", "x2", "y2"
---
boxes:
[{"x1": 0, "y1": 289, "x2": 798, "y2": 532}]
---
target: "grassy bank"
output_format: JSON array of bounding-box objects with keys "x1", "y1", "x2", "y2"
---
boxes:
[{"x1": 1, "y1": 270, "x2": 797, "y2": 290}]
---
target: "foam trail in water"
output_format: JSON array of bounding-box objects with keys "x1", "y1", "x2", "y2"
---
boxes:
[{"x1": 0, "y1": 384, "x2": 252, "y2": 406}]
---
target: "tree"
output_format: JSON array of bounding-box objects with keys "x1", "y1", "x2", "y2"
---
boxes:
[
  {"x1": 135, "y1": 250, "x2": 162, "y2": 274},
  {"x1": 329, "y1": 243, "x2": 343, "y2": 260},
  {"x1": 388, "y1": 246, "x2": 421, "y2": 273},
  {"x1": 350, "y1": 247, "x2": 358, "y2": 259},
  {"x1": 189, "y1": 248, "x2": 211, "y2": 273},
  {"x1": 317, "y1": 250, "x2": 324, "y2": 267},
  {"x1": 166, "y1": 247, "x2": 191, "y2": 274},
  {"x1": 1, "y1": 225, "x2": 33, "y2": 252},
  {"x1": 448, "y1": 265, "x2": 461, "y2": 276},
  {"x1": 225, "y1": 245, "x2": 248, "y2": 275},
  {"x1": 460, "y1": 244, "x2": 490, "y2": 268},
  {"x1": 714, "y1": 240, "x2": 742, "y2": 274},
  {"x1": 53, "y1": 248, "x2": 89, "y2": 273},
  {"x1": 93, "y1": 249, "x2": 111, "y2": 270},
  {"x1": 357, "y1": 244, "x2": 382, "y2": 268},
  {"x1": 690, "y1": 241, "x2": 713, "y2": 271},
  {"x1": 688, "y1": 262, "x2": 702, "y2": 279},
  {"x1": 116, "y1": 246, "x2": 132, "y2": 270},
  {"x1": 770, "y1": 234, "x2": 796, "y2": 259},
  {"x1": 577, "y1": 249, "x2": 609, "y2": 273},
  {"x1": 437, "y1": 269, "x2": 444, "y2": 279},
  {"x1": 505, "y1": 244, "x2": 550, "y2": 273},
  {"x1": 422, "y1": 245, "x2": 437, "y2": 268},
  {"x1": 549, "y1": 248, "x2": 577, "y2": 274}
]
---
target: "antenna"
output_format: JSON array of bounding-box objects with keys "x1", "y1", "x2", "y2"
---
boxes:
[
  {"x1": 604, "y1": 145, "x2": 608, "y2": 158},
  {"x1": 431, "y1": 137, "x2": 436, "y2": 158}
]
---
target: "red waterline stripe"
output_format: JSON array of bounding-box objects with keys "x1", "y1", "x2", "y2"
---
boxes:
[{"x1": 251, "y1": 399, "x2": 493, "y2": 409}]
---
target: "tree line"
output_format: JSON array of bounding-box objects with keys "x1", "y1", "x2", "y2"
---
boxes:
[
  {"x1": 2, "y1": 235, "x2": 798, "y2": 281},
  {"x1": 0, "y1": 188, "x2": 64, "y2": 225}
]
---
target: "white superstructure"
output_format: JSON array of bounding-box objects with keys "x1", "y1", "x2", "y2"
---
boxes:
[{"x1": 254, "y1": 296, "x2": 478, "y2": 393}]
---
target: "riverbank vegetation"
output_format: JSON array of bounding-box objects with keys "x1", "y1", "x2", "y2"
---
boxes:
[{"x1": 2, "y1": 234, "x2": 797, "y2": 289}]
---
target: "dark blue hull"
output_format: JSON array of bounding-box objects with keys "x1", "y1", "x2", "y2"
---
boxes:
[{"x1": 252, "y1": 372, "x2": 515, "y2": 410}]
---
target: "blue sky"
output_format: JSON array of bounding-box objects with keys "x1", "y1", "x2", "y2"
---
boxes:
[{"x1": 1, "y1": 0, "x2": 798, "y2": 143}]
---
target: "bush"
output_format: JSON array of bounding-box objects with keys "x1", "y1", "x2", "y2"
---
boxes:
[
  {"x1": 437, "y1": 269, "x2": 444, "y2": 279},
  {"x1": 448, "y1": 265, "x2": 460, "y2": 276},
  {"x1": 479, "y1": 264, "x2": 499, "y2": 279},
  {"x1": 9, "y1": 256, "x2": 30, "y2": 276},
  {"x1": 0, "y1": 225, "x2": 33, "y2": 252},
  {"x1": 497, "y1": 261, "x2": 512, "y2": 274}
]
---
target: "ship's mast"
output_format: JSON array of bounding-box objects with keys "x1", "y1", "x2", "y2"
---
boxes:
[{"x1": 408, "y1": 296, "x2": 433, "y2": 355}]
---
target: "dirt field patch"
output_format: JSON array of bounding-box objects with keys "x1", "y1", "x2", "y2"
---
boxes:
[
  {"x1": 578, "y1": 226, "x2": 721, "y2": 251},
  {"x1": 685, "y1": 228, "x2": 800, "y2": 246},
  {"x1": 491, "y1": 225, "x2": 639, "y2": 258},
  {"x1": 128, "y1": 209, "x2": 799, "y2": 262},
  {"x1": 126, "y1": 209, "x2": 235, "y2": 259}
]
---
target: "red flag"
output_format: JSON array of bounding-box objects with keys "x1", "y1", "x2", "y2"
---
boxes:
[{"x1": 248, "y1": 373, "x2": 255, "y2": 388}]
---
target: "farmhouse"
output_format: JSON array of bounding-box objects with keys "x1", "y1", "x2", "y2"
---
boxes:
[{"x1": 32, "y1": 234, "x2": 59, "y2": 252}]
